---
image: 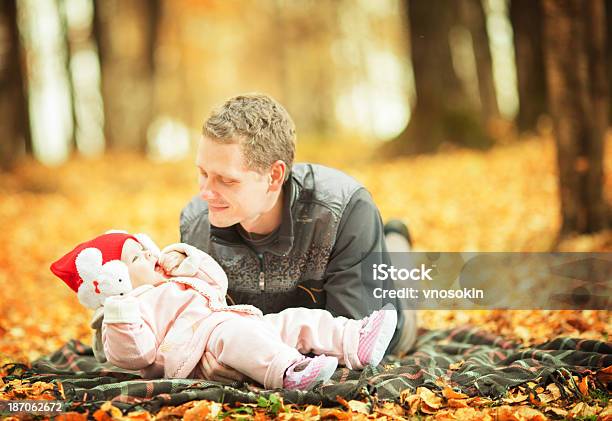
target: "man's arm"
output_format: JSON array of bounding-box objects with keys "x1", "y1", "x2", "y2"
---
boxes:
[{"x1": 323, "y1": 188, "x2": 405, "y2": 350}]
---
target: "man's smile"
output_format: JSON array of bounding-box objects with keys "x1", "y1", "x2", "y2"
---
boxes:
[{"x1": 208, "y1": 204, "x2": 229, "y2": 212}]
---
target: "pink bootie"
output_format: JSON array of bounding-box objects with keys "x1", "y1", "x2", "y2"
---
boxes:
[
  {"x1": 283, "y1": 355, "x2": 338, "y2": 390},
  {"x1": 357, "y1": 304, "x2": 398, "y2": 367}
]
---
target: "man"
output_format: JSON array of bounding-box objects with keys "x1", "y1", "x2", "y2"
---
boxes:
[{"x1": 181, "y1": 93, "x2": 416, "y2": 382}]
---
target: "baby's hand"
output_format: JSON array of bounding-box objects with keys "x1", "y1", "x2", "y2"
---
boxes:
[
  {"x1": 159, "y1": 250, "x2": 188, "y2": 276},
  {"x1": 159, "y1": 243, "x2": 210, "y2": 278}
]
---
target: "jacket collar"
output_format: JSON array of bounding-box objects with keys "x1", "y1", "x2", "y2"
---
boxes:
[{"x1": 210, "y1": 175, "x2": 297, "y2": 256}]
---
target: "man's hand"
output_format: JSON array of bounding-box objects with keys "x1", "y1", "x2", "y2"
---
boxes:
[{"x1": 200, "y1": 351, "x2": 246, "y2": 383}]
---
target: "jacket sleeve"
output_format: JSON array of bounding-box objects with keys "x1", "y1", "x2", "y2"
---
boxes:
[
  {"x1": 102, "y1": 297, "x2": 158, "y2": 370},
  {"x1": 322, "y1": 188, "x2": 405, "y2": 350}
]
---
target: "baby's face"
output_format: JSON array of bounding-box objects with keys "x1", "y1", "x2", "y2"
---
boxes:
[{"x1": 121, "y1": 239, "x2": 165, "y2": 288}]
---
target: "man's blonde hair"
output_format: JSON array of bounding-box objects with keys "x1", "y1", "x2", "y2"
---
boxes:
[{"x1": 203, "y1": 94, "x2": 296, "y2": 181}]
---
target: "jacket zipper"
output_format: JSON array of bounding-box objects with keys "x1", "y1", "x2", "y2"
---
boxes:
[
  {"x1": 211, "y1": 236, "x2": 266, "y2": 293},
  {"x1": 257, "y1": 253, "x2": 265, "y2": 292}
]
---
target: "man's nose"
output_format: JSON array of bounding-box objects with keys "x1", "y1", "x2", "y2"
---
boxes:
[
  {"x1": 200, "y1": 189, "x2": 216, "y2": 201},
  {"x1": 199, "y1": 179, "x2": 217, "y2": 201}
]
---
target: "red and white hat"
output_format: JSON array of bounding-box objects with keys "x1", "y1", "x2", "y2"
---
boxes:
[
  {"x1": 50, "y1": 232, "x2": 141, "y2": 309},
  {"x1": 51, "y1": 233, "x2": 136, "y2": 292}
]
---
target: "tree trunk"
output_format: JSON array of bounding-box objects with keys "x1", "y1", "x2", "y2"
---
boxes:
[
  {"x1": 459, "y1": 0, "x2": 499, "y2": 123},
  {"x1": 387, "y1": 0, "x2": 491, "y2": 155},
  {"x1": 605, "y1": 0, "x2": 612, "y2": 120},
  {"x1": 0, "y1": 0, "x2": 31, "y2": 171},
  {"x1": 510, "y1": 0, "x2": 548, "y2": 133},
  {"x1": 93, "y1": 0, "x2": 159, "y2": 153},
  {"x1": 57, "y1": 0, "x2": 77, "y2": 152},
  {"x1": 543, "y1": 0, "x2": 610, "y2": 236}
]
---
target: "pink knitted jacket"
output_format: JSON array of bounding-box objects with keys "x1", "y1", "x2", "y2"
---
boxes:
[{"x1": 99, "y1": 243, "x2": 262, "y2": 379}]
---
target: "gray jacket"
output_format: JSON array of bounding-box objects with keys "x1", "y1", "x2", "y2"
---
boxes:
[{"x1": 180, "y1": 163, "x2": 405, "y2": 350}]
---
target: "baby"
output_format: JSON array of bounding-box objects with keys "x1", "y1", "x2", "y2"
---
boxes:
[{"x1": 50, "y1": 232, "x2": 397, "y2": 391}]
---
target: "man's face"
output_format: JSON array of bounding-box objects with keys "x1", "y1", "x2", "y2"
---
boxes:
[{"x1": 196, "y1": 136, "x2": 272, "y2": 228}]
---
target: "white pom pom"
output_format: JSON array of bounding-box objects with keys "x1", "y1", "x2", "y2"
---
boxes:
[{"x1": 75, "y1": 248, "x2": 103, "y2": 283}]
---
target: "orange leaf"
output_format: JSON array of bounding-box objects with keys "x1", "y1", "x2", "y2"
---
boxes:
[
  {"x1": 496, "y1": 405, "x2": 547, "y2": 421},
  {"x1": 597, "y1": 365, "x2": 612, "y2": 388},
  {"x1": 125, "y1": 410, "x2": 152, "y2": 420},
  {"x1": 184, "y1": 401, "x2": 219, "y2": 421},
  {"x1": 578, "y1": 376, "x2": 589, "y2": 395},
  {"x1": 402, "y1": 394, "x2": 421, "y2": 415},
  {"x1": 92, "y1": 409, "x2": 113, "y2": 421},
  {"x1": 442, "y1": 387, "x2": 468, "y2": 400},
  {"x1": 448, "y1": 398, "x2": 469, "y2": 408},
  {"x1": 93, "y1": 402, "x2": 122, "y2": 421},
  {"x1": 336, "y1": 396, "x2": 349, "y2": 409},
  {"x1": 54, "y1": 412, "x2": 88, "y2": 421},
  {"x1": 421, "y1": 402, "x2": 440, "y2": 414},
  {"x1": 417, "y1": 387, "x2": 443, "y2": 409},
  {"x1": 320, "y1": 408, "x2": 352, "y2": 419},
  {"x1": 528, "y1": 392, "x2": 542, "y2": 407}
]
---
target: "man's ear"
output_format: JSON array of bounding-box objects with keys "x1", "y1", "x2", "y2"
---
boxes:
[{"x1": 268, "y1": 160, "x2": 286, "y2": 192}]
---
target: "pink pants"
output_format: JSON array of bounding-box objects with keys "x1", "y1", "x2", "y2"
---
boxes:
[{"x1": 204, "y1": 308, "x2": 363, "y2": 388}]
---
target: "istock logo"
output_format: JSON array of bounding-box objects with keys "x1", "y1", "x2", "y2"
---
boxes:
[{"x1": 372, "y1": 263, "x2": 435, "y2": 281}]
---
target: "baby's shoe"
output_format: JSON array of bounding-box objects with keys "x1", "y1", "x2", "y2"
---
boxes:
[
  {"x1": 283, "y1": 355, "x2": 338, "y2": 390},
  {"x1": 357, "y1": 303, "x2": 398, "y2": 367}
]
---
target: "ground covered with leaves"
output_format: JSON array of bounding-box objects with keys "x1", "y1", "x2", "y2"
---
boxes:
[{"x1": 0, "y1": 136, "x2": 610, "y2": 419}]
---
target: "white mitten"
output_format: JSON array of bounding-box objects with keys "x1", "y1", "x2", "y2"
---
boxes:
[
  {"x1": 159, "y1": 243, "x2": 203, "y2": 277},
  {"x1": 103, "y1": 296, "x2": 141, "y2": 324}
]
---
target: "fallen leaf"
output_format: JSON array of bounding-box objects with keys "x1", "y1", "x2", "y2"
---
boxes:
[
  {"x1": 528, "y1": 392, "x2": 542, "y2": 407},
  {"x1": 543, "y1": 406, "x2": 568, "y2": 417},
  {"x1": 447, "y1": 398, "x2": 469, "y2": 408},
  {"x1": 496, "y1": 405, "x2": 547, "y2": 420},
  {"x1": 54, "y1": 413, "x2": 89, "y2": 421},
  {"x1": 545, "y1": 383, "x2": 561, "y2": 400},
  {"x1": 467, "y1": 397, "x2": 493, "y2": 407},
  {"x1": 319, "y1": 408, "x2": 352, "y2": 420},
  {"x1": 449, "y1": 360, "x2": 465, "y2": 371},
  {"x1": 502, "y1": 392, "x2": 528, "y2": 404},
  {"x1": 598, "y1": 403, "x2": 612, "y2": 421},
  {"x1": 184, "y1": 400, "x2": 221, "y2": 421},
  {"x1": 596, "y1": 366, "x2": 612, "y2": 388},
  {"x1": 568, "y1": 401, "x2": 600, "y2": 418},
  {"x1": 442, "y1": 387, "x2": 468, "y2": 400},
  {"x1": 578, "y1": 376, "x2": 589, "y2": 396},
  {"x1": 417, "y1": 387, "x2": 443, "y2": 409},
  {"x1": 402, "y1": 394, "x2": 421, "y2": 415},
  {"x1": 125, "y1": 410, "x2": 152, "y2": 420},
  {"x1": 93, "y1": 402, "x2": 122, "y2": 421},
  {"x1": 347, "y1": 400, "x2": 370, "y2": 414}
]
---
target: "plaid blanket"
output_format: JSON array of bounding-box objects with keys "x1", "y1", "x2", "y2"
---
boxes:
[{"x1": 3, "y1": 327, "x2": 609, "y2": 415}]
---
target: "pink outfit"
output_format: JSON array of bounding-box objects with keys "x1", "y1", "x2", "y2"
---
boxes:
[{"x1": 101, "y1": 245, "x2": 363, "y2": 388}]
